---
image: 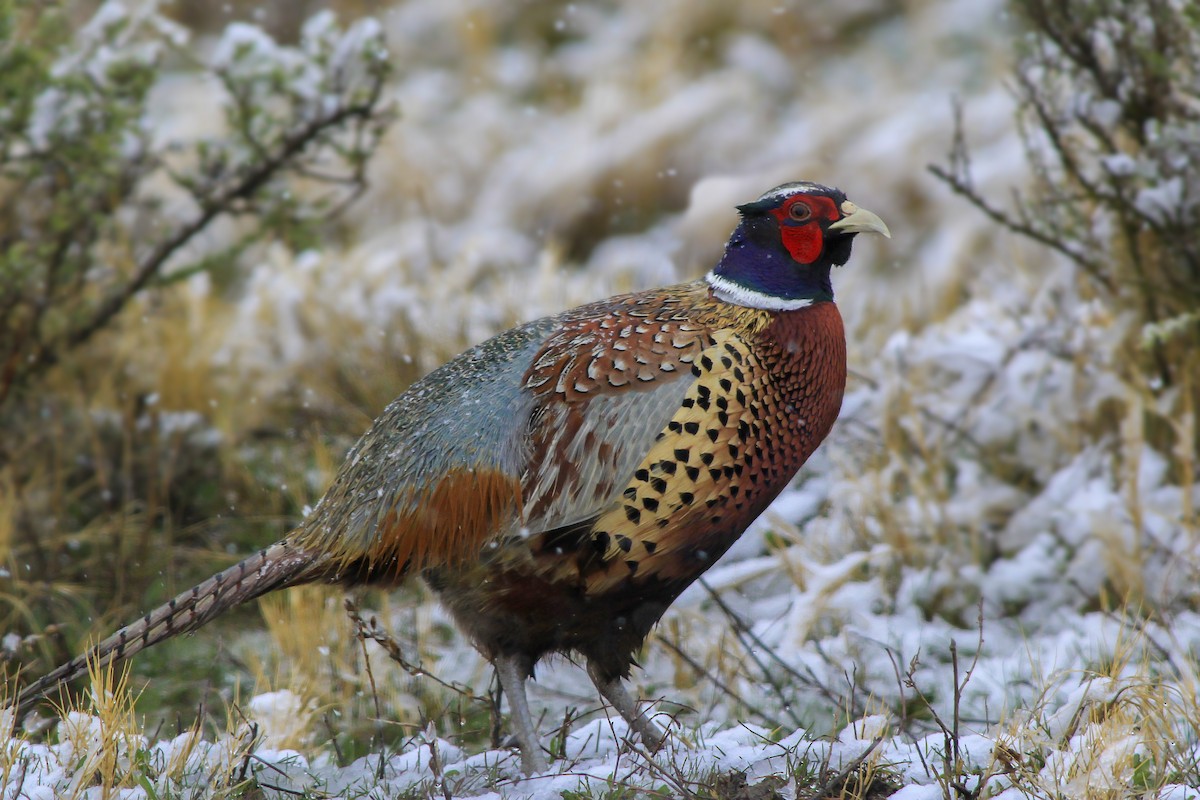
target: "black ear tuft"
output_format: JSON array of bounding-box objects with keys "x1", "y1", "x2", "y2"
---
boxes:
[{"x1": 735, "y1": 197, "x2": 778, "y2": 217}]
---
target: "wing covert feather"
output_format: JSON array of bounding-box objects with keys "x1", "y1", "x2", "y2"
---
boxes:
[{"x1": 519, "y1": 287, "x2": 716, "y2": 536}]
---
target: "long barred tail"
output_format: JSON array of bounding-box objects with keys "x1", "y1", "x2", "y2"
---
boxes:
[{"x1": 12, "y1": 539, "x2": 325, "y2": 717}]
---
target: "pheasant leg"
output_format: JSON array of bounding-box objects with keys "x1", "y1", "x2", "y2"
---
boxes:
[
  {"x1": 495, "y1": 653, "x2": 549, "y2": 775},
  {"x1": 586, "y1": 660, "x2": 666, "y2": 751}
]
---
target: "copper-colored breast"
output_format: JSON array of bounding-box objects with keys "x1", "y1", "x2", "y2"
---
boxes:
[{"x1": 579, "y1": 300, "x2": 846, "y2": 594}]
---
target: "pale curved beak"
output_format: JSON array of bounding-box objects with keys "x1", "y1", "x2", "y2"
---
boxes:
[{"x1": 829, "y1": 201, "x2": 891, "y2": 239}]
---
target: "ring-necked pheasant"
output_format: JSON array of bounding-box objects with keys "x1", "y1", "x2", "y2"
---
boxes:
[{"x1": 12, "y1": 181, "x2": 888, "y2": 775}]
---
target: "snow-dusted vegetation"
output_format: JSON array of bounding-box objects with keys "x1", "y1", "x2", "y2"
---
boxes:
[{"x1": 2, "y1": 0, "x2": 1198, "y2": 797}]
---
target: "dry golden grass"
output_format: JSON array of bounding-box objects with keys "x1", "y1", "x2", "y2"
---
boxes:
[{"x1": 989, "y1": 629, "x2": 1200, "y2": 799}]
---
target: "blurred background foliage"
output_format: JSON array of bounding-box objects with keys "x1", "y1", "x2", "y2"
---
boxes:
[{"x1": 0, "y1": 0, "x2": 393, "y2": 723}]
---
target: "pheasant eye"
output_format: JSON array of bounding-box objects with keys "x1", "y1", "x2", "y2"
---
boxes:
[{"x1": 788, "y1": 201, "x2": 812, "y2": 222}]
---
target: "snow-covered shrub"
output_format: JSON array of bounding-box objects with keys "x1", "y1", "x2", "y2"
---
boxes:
[
  {"x1": 933, "y1": 0, "x2": 1200, "y2": 399},
  {"x1": 0, "y1": 0, "x2": 392, "y2": 706},
  {"x1": 0, "y1": 0, "x2": 391, "y2": 409}
]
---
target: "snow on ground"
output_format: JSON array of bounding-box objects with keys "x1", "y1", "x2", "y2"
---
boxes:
[{"x1": 6, "y1": 0, "x2": 1200, "y2": 797}]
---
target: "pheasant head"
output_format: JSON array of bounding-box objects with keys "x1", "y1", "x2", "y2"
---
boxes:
[{"x1": 706, "y1": 182, "x2": 890, "y2": 310}]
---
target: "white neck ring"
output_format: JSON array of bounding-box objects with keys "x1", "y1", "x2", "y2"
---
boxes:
[{"x1": 705, "y1": 271, "x2": 816, "y2": 311}]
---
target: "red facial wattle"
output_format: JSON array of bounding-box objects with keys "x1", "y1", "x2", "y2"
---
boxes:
[{"x1": 769, "y1": 194, "x2": 841, "y2": 265}]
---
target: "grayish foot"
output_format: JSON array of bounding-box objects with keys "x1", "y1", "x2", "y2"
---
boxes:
[
  {"x1": 495, "y1": 653, "x2": 550, "y2": 775},
  {"x1": 586, "y1": 660, "x2": 667, "y2": 750}
]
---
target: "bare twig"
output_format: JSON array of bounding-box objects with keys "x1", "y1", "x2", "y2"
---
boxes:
[
  {"x1": 343, "y1": 598, "x2": 489, "y2": 704},
  {"x1": 798, "y1": 734, "x2": 886, "y2": 800},
  {"x1": 618, "y1": 736, "x2": 700, "y2": 800},
  {"x1": 52, "y1": 87, "x2": 384, "y2": 371},
  {"x1": 927, "y1": 161, "x2": 1111, "y2": 289},
  {"x1": 654, "y1": 635, "x2": 773, "y2": 724},
  {"x1": 897, "y1": 606, "x2": 988, "y2": 799},
  {"x1": 699, "y1": 580, "x2": 806, "y2": 728},
  {"x1": 425, "y1": 722, "x2": 455, "y2": 800},
  {"x1": 349, "y1": 600, "x2": 388, "y2": 779},
  {"x1": 322, "y1": 712, "x2": 345, "y2": 766}
]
